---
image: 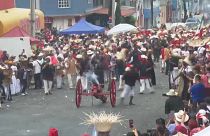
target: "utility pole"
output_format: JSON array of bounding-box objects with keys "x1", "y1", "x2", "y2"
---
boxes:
[
  {"x1": 150, "y1": 0, "x2": 153, "y2": 27},
  {"x1": 112, "y1": 0, "x2": 115, "y2": 27},
  {"x1": 30, "y1": 0, "x2": 36, "y2": 37}
]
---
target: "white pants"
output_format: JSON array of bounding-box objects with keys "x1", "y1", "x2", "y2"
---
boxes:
[
  {"x1": 161, "y1": 60, "x2": 166, "y2": 69},
  {"x1": 120, "y1": 84, "x2": 135, "y2": 98},
  {"x1": 43, "y1": 80, "x2": 53, "y2": 94},
  {"x1": 67, "y1": 74, "x2": 74, "y2": 88},
  {"x1": 56, "y1": 75, "x2": 62, "y2": 88},
  {"x1": 170, "y1": 68, "x2": 179, "y2": 86},
  {"x1": 118, "y1": 75, "x2": 124, "y2": 89},
  {"x1": 81, "y1": 72, "x2": 99, "y2": 90},
  {"x1": 104, "y1": 70, "x2": 109, "y2": 82},
  {"x1": 139, "y1": 79, "x2": 152, "y2": 93}
]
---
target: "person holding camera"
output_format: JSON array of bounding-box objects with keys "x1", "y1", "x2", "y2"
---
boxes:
[{"x1": 127, "y1": 119, "x2": 140, "y2": 136}]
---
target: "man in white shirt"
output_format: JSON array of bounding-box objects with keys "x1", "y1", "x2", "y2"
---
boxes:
[{"x1": 32, "y1": 55, "x2": 43, "y2": 89}]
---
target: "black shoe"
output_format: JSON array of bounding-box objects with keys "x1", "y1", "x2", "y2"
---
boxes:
[
  {"x1": 139, "y1": 92, "x2": 144, "y2": 94},
  {"x1": 129, "y1": 103, "x2": 135, "y2": 106},
  {"x1": 45, "y1": 93, "x2": 49, "y2": 95}
]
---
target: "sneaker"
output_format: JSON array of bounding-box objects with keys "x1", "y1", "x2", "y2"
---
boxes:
[{"x1": 21, "y1": 93, "x2": 26, "y2": 96}]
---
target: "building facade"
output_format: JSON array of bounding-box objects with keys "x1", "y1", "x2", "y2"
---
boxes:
[{"x1": 16, "y1": 0, "x2": 136, "y2": 30}]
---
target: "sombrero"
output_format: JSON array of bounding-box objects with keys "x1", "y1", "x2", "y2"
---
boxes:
[
  {"x1": 175, "y1": 110, "x2": 189, "y2": 123},
  {"x1": 166, "y1": 89, "x2": 178, "y2": 96},
  {"x1": 4, "y1": 60, "x2": 15, "y2": 65},
  {"x1": 183, "y1": 57, "x2": 192, "y2": 65}
]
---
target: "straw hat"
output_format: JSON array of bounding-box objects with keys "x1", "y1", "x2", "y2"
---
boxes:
[
  {"x1": 43, "y1": 46, "x2": 54, "y2": 51},
  {"x1": 38, "y1": 53, "x2": 44, "y2": 57},
  {"x1": 116, "y1": 52, "x2": 123, "y2": 60},
  {"x1": 141, "y1": 47, "x2": 147, "y2": 52},
  {"x1": 125, "y1": 67, "x2": 131, "y2": 72},
  {"x1": 95, "y1": 122, "x2": 113, "y2": 132},
  {"x1": 183, "y1": 57, "x2": 192, "y2": 66},
  {"x1": 76, "y1": 54, "x2": 83, "y2": 59},
  {"x1": 4, "y1": 60, "x2": 15, "y2": 65},
  {"x1": 174, "y1": 110, "x2": 189, "y2": 123},
  {"x1": 87, "y1": 50, "x2": 93, "y2": 55},
  {"x1": 0, "y1": 65, "x2": 6, "y2": 70},
  {"x1": 166, "y1": 89, "x2": 178, "y2": 96},
  {"x1": 63, "y1": 45, "x2": 69, "y2": 51},
  {"x1": 82, "y1": 111, "x2": 123, "y2": 132}
]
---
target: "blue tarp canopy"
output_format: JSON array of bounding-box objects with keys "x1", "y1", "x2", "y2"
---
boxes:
[{"x1": 60, "y1": 19, "x2": 105, "y2": 35}]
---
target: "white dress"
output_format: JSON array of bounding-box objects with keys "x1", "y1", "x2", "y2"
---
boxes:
[{"x1": 10, "y1": 65, "x2": 21, "y2": 95}]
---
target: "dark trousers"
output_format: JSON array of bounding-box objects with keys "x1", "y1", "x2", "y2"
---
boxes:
[
  {"x1": 148, "y1": 69, "x2": 156, "y2": 85},
  {"x1": 153, "y1": 50, "x2": 160, "y2": 62},
  {"x1": 21, "y1": 79, "x2": 27, "y2": 93},
  {"x1": 0, "y1": 84, "x2": 5, "y2": 103},
  {"x1": 165, "y1": 60, "x2": 169, "y2": 75},
  {"x1": 4, "y1": 85, "x2": 12, "y2": 101},
  {"x1": 34, "y1": 73, "x2": 42, "y2": 89}
]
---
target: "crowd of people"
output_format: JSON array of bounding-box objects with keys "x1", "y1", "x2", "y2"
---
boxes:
[{"x1": 0, "y1": 24, "x2": 210, "y2": 135}]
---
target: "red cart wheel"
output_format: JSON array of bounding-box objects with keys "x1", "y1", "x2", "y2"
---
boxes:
[
  {"x1": 110, "y1": 79, "x2": 116, "y2": 107},
  {"x1": 76, "y1": 79, "x2": 82, "y2": 108}
]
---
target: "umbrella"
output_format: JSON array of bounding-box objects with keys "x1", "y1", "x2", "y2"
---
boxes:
[
  {"x1": 194, "y1": 126, "x2": 210, "y2": 136},
  {"x1": 107, "y1": 24, "x2": 137, "y2": 36},
  {"x1": 170, "y1": 23, "x2": 186, "y2": 30}
]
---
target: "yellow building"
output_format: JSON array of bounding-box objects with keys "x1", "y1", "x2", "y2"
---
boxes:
[{"x1": 0, "y1": 8, "x2": 44, "y2": 36}]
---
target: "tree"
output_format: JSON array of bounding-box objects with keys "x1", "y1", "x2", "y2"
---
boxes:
[
  {"x1": 123, "y1": 16, "x2": 136, "y2": 26},
  {"x1": 182, "y1": 0, "x2": 188, "y2": 22},
  {"x1": 115, "y1": 0, "x2": 122, "y2": 25}
]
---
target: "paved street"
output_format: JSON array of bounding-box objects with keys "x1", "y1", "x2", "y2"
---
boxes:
[{"x1": 0, "y1": 64, "x2": 169, "y2": 136}]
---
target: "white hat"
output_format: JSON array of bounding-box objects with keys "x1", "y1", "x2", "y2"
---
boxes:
[
  {"x1": 183, "y1": 57, "x2": 192, "y2": 65},
  {"x1": 136, "y1": 42, "x2": 142, "y2": 46},
  {"x1": 141, "y1": 47, "x2": 147, "y2": 52},
  {"x1": 46, "y1": 56, "x2": 51, "y2": 60},
  {"x1": 166, "y1": 89, "x2": 178, "y2": 96},
  {"x1": 125, "y1": 67, "x2": 131, "y2": 72},
  {"x1": 38, "y1": 53, "x2": 44, "y2": 57},
  {"x1": 63, "y1": 45, "x2": 69, "y2": 51},
  {"x1": 175, "y1": 110, "x2": 189, "y2": 123},
  {"x1": 0, "y1": 65, "x2": 6, "y2": 70},
  {"x1": 76, "y1": 54, "x2": 83, "y2": 59},
  {"x1": 87, "y1": 50, "x2": 93, "y2": 55},
  {"x1": 141, "y1": 55, "x2": 148, "y2": 59}
]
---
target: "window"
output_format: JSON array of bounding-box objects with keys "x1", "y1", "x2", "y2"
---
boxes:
[
  {"x1": 58, "y1": 0, "x2": 70, "y2": 8},
  {"x1": 88, "y1": 0, "x2": 93, "y2": 4}
]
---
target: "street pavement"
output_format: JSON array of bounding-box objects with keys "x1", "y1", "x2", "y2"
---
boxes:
[{"x1": 0, "y1": 64, "x2": 169, "y2": 136}]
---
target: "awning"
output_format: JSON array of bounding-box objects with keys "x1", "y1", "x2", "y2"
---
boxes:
[
  {"x1": 2, "y1": 26, "x2": 41, "y2": 44},
  {"x1": 60, "y1": 19, "x2": 105, "y2": 35},
  {"x1": 88, "y1": 6, "x2": 136, "y2": 17}
]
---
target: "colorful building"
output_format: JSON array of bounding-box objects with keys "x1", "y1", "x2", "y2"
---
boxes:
[
  {"x1": 15, "y1": 0, "x2": 136, "y2": 29},
  {"x1": 0, "y1": 0, "x2": 44, "y2": 36}
]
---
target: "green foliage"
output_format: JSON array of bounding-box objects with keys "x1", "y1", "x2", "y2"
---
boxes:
[
  {"x1": 115, "y1": 0, "x2": 122, "y2": 25},
  {"x1": 122, "y1": 16, "x2": 136, "y2": 26}
]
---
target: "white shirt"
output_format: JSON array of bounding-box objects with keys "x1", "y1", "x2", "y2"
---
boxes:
[{"x1": 32, "y1": 60, "x2": 42, "y2": 74}]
